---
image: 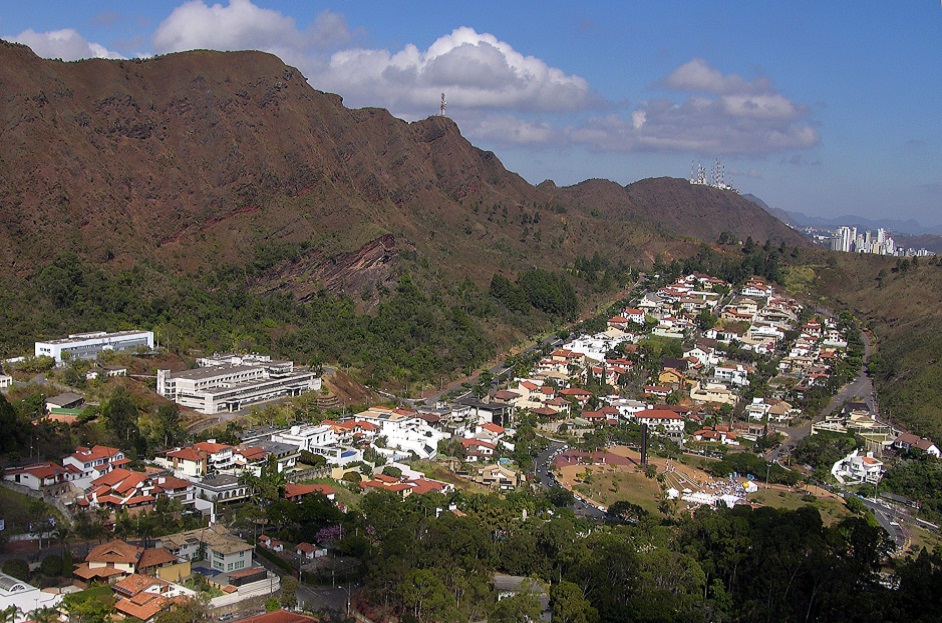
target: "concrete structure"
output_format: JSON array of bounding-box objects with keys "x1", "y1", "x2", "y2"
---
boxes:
[
  {"x1": 156, "y1": 360, "x2": 320, "y2": 415},
  {"x1": 0, "y1": 373, "x2": 11, "y2": 390},
  {"x1": 195, "y1": 474, "x2": 251, "y2": 505},
  {"x1": 0, "y1": 573, "x2": 62, "y2": 621},
  {"x1": 271, "y1": 424, "x2": 337, "y2": 453},
  {"x1": 35, "y1": 330, "x2": 154, "y2": 362}
]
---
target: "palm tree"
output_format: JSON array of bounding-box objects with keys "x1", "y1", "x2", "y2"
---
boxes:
[
  {"x1": 27, "y1": 606, "x2": 58, "y2": 623},
  {"x1": 0, "y1": 605, "x2": 22, "y2": 623}
]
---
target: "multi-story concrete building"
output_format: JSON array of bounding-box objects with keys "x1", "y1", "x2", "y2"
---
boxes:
[
  {"x1": 35, "y1": 330, "x2": 154, "y2": 362},
  {"x1": 156, "y1": 360, "x2": 320, "y2": 414}
]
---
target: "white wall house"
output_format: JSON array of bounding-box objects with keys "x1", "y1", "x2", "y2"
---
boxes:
[
  {"x1": 355, "y1": 408, "x2": 451, "y2": 460},
  {"x1": 271, "y1": 424, "x2": 337, "y2": 452},
  {"x1": 634, "y1": 409, "x2": 686, "y2": 439},
  {"x1": 0, "y1": 573, "x2": 62, "y2": 622}
]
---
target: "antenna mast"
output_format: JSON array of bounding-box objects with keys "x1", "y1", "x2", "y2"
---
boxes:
[{"x1": 440, "y1": 93, "x2": 446, "y2": 117}]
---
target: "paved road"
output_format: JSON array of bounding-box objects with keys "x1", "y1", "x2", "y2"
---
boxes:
[
  {"x1": 860, "y1": 496, "x2": 906, "y2": 549},
  {"x1": 532, "y1": 440, "x2": 606, "y2": 520},
  {"x1": 765, "y1": 326, "x2": 876, "y2": 463}
]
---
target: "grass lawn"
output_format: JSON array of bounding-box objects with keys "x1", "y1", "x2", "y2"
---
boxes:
[
  {"x1": 907, "y1": 524, "x2": 942, "y2": 554},
  {"x1": 566, "y1": 465, "x2": 664, "y2": 516},
  {"x1": 411, "y1": 460, "x2": 491, "y2": 494},
  {"x1": 65, "y1": 583, "x2": 113, "y2": 604},
  {"x1": 0, "y1": 487, "x2": 66, "y2": 534},
  {"x1": 750, "y1": 489, "x2": 853, "y2": 526},
  {"x1": 299, "y1": 477, "x2": 362, "y2": 511}
]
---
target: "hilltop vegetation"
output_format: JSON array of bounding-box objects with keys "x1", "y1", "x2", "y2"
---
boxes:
[{"x1": 790, "y1": 249, "x2": 942, "y2": 442}]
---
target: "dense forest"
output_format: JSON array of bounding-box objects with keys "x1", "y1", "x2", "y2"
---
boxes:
[
  {"x1": 1, "y1": 254, "x2": 585, "y2": 385},
  {"x1": 254, "y1": 487, "x2": 942, "y2": 623}
]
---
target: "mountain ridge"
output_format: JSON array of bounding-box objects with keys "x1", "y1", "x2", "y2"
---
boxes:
[{"x1": 0, "y1": 42, "x2": 806, "y2": 293}]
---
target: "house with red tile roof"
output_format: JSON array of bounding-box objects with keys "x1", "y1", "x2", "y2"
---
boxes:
[
  {"x1": 459, "y1": 438, "x2": 496, "y2": 461},
  {"x1": 295, "y1": 542, "x2": 326, "y2": 560},
  {"x1": 284, "y1": 482, "x2": 336, "y2": 502},
  {"x1": 530, "y1": 406, "x2": 561, "y2": 419},
  {"x1": 73, "y1": 540, "x2": 143, "y2": 587},
  {"x1": 360, "y1": 474, "x2": 454, "y2": 498},
  {"x1": 2, "y1": 461, "x2": 73, "y2": 495},
  {"x1": 111, "y1": 573, "x2": 193, "y2": 623},
  {"x1": 160, "y1": 447, "x2": 208, "y2": 478},
  {"x1": 192, "y1": 441, "x2": 234, "y2": 471},
  {"x1": 62, "y1": 445, "x2": 126, "y2": 487},
  {"x1": 893, "y1": 433, "x2": 941, "y2": 458}
]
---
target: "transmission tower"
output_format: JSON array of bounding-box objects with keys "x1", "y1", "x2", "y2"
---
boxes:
[{"x1": 440, "y1": 93, "x2": 446, "y2": 117}]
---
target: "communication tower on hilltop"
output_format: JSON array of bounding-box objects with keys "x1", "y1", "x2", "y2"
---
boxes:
[
  {"x1": 690, "y1": 160, "x2": 707, "y2": 185},
  {"x1": 689, "y1": 157, "x2": 736, "y2": 192},
  {"x1": 440, "y1": 93, "x2": 446, "y2": 117}
]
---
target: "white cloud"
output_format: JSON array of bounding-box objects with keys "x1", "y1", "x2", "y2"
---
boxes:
[
  {"x1": 3, "y1": 28, "x2": 123, "y2": 60},
  {"x1": 151, "y1": 2, "x2": 594, "y2": 117},
  {"x1": 152, "y1": 0, "x2": 350, "y2": 55},
  {"x1": 564, "y1": 59, "x2": 818, "y2": 155},
  {"x1": 466, "y1": 115, "x2": 564, "y2": 146},
  {"x1": 665, "y1": 58, "x2": 764, "y2": 94},
  {"x1": 312, "y1": 26, "x2": 594, "y2": 116}
]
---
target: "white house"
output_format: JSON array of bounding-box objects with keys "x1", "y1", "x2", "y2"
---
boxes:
[
  {"x1": 893, "y1": 433, "x2": 941, "y2": 458},
  {"x1": 0, "y1": 374, "x2": 11, "y2": 390},
  {"x1": 714, "y1": 364, "x2": 749, "y2": 387},
  {"x1": 745, "y1": 398, "x2": 772, "y2": 421},
  {"x1": 0, "y1": 573, "x2": 62, "y2": 622},
  {"x1": 2, "y1": 462, "x2": 73, "y2": 496},
  {"x1": 271, "y1": 424, "x2": 337, "y2": 452},
  {"x1": 62, "y1": 445, "x2": 126, "y2": 489},
  {"x1": 832, "y1": 450, "x2": 884, "y2": 485},
  {"x1": 355, "y1": 407, "x2": 450, "y2": 460},
  {"x1": 634, "y1": 409, "x2": 686, "y2": 439}
]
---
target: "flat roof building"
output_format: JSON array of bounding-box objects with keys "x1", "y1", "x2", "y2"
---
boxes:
[
  {"x1": 35, "y1": 330, "x2": 154, "y2": 362},
  {"x1": 156, "y1": 360, "x2": 320, "y2": 414}
]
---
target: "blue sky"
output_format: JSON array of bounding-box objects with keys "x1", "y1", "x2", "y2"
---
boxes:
[{"x1": 2, "y1": 1, "x2": 941, "y2": 229}]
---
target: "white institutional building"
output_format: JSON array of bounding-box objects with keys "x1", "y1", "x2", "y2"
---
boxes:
[
  {"x1": 156, "y1": 358, "x2": 320, "y2": 414},
  {"x1": 34, "y1": 330, "x2": 154, "y2": 362}
]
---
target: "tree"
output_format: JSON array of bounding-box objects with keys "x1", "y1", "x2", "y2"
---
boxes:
[
  {"x1": 0, "y1": 394, "x2": 27, "y2": 456},
  {"x1": 551, "y1": 581, "x2": 599, "y2": 623},
  {"x1": 280, "y1": 576, "x2": 299, "y2": 609},
  {"x1": 0, "y1": 606, "x2": 22, "y2": 623},
  {"x1": 399, "y1": 568, "x2": 451, "y2": 623},
  {"x1": 1, "y1": 559, "x2": 27, "y2": 581},
  {"x1": 156, "y1": 403, "x2": 185, "y2": 448},
  {"x1": 154, "y1": 599, "x2": 210, "y2": 623},
  {"x1": 26, "y1": 607, "x2": 58, "y2": 623},
  {"x1": 382, "y1": 466, "x2": 403, "y2": 478},
  {"x1": 490, "y1": 589, "x2": 542, "y2": 623},
  {"x1": 103, "y1": 386, "x2": 139, "y2": 442},
  {"x1": 62, "y1": 590, "x2": 115, "y2": 623}
]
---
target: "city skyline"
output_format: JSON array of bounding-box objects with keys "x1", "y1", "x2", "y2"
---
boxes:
[{"x1": 2, "y1": 1, "x2": 940, "y2": 227}]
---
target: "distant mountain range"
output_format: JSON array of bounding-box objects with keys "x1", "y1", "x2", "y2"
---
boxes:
[{"x1": 742, "y1": 194, "x2": 940, "y2": 236}]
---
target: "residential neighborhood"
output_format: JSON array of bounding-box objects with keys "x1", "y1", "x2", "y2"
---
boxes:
[{"x1": 0, "y1": 270, "x2": 938, "y2": 623}]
